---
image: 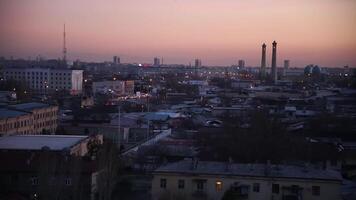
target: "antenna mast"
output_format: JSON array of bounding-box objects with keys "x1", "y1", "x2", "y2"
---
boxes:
[{"x1": 63, "y1": 24, "x2": 67, "y2": 63}]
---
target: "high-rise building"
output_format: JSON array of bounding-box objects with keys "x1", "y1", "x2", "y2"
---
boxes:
[
  {"x1": 154, "y1": 57, "x2": 160, "y2": 66},
  {"x1": 261, "y1": 43, "x2": 267, "y2": 78},
  {"x1": 195, "y1": 59, "x2": 202, "y2": 68},
  {"x1": 113, "y1": 56, "x2": 120, "y2": 64},
  {"x1": 271, "y1": 41, "x2": 277, "y2": 83},
  {"x1": 238, "y1": 60, "x2": 245, "y2": 69},
  {"x1": 283, "y1": 60, "x2": 290, "y2": 76}
]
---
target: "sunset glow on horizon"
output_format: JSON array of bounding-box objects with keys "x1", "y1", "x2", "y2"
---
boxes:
[{"x1": 0, "y1": 0, "x2": 355, "y2": 67}]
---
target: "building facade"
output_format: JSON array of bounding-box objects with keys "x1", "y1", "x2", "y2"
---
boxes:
[
  {"x1": 0, "y1": 134, "x2": 103, "y2": 200},
  {"x1": 152, "y1": 160, "x2": 342, "y2": 200},
  {"x1": 0, "y1": 102, "x2": 58, "y2": 136},
  {"x1": 92, "y1": 80, "x2": 134, "y2": 95},
  {"x1": 2, "y1": 68, "x2": 83, "y2": 94}
]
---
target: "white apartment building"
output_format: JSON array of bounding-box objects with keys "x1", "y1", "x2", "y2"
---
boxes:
[
  {"x1": 2, "y1": 68, "x2": 83, "y2": 94},
  {"x1": 152, "y1": 160, "x2": 342, "y2": 200}
]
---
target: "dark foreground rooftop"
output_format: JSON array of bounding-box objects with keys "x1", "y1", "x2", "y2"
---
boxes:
[{"x1": 155, "y1": 160, "x2": 342, "y2": 182}]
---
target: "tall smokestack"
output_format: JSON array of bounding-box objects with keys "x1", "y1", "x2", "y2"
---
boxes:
[
  {"x1": 261, "y1": 43, "x2": 266, "y2": 78},
  {"x1": 271, "y1": 41, "x2": 277, "y2": 83}
]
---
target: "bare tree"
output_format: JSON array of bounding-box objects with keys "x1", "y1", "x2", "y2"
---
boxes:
[{"x1": 96, "y1": 141, "x2": 122, "y2": 200}]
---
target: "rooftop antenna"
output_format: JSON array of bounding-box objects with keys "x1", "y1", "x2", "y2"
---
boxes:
[{"x1": 63, "y1": 24, "x2": 67, "y2": 63}]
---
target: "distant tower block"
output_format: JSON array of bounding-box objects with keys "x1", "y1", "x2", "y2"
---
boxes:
[
  {"x1": 113, "y1": 56, "x2": 120, "y2": 64},
  {"x1": 261, "y1": 43, "x2": 267, "y2": 78},
  {"x1": 195, "y1": 59, "x2": 202, "y2": 68},
  {"x1": 154, "y1": 57, "x2": 160, "y2": 66},
  {"x1": 238, "y1": 60, "x2": 245, "y2": 69},
  {"x1": 283, "y1": 60, "x2": 290, "y2": 76},
  {"x1": 271, "y1": 41, "x2": 277, "y2": 83}
]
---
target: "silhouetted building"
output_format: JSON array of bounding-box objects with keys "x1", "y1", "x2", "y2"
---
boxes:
[
  {"x1": 195, "y1": 59, "x2": 202, "y2": 68},
  {"x1": 271, "y1": 41, "x2": 277, "y2": 83},
  {"x1": 154, "y1": 57, "x2": 160, "y2": 66},
  {"x1": 238, "y1": 60, "x2": 245, "y2": 69},
  {"x1": 113, "y1": 56, "x2": 120, "y2": 64},
  {"x1": 283, "y1": 60, "x2": 290, "y2": 76}
]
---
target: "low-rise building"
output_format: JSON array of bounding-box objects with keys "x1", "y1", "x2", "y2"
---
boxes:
[
  {"x1": 9, "y1": 102, "x2": 58, "y2": 134},
  {"x1": 0, "y1": 134, "x2": 99, "y2": 156},
  {"x1": 0, "y1": 134, "x2": 103, "y2": 200},
  {"x1": 152, "y1": 160, "x2": 342, "y2": 200},
  {"x1": 0, "y1": 108, "x2": 34, "y2": 135},
  {"x1": 0, "y1": 102, "x2": 58, "y2": 136}
]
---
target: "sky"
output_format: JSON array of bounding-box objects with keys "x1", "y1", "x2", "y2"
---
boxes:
[{"x1": 0, "y1": 0, "x2": 355, "y2": 67}]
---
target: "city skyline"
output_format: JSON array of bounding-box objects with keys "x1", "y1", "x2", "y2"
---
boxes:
[{"x1": 0, "y1": 0, "x2": 355, "y2": 67}]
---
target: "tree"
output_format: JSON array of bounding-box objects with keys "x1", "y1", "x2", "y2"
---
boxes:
[{"x1": 96, "y1": 141, "x2": 122, "y2": 200}]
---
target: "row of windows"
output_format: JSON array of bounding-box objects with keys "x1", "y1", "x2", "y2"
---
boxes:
[
  {"x1": 0, "y1": 119, "x2": 33, "y2": 132},
  {"x1": 159, "y1": 179, "x2": 321, "y2": 196},
  {"x1": 5, "y1": 71, "x2": 71, "y2": 76},
  {"x1": 30, "y1": 177, "x2": 72, "y2": 186},
  {"x1": 6, "y1": 76, "x2": 72, "y2": 84},
  {"x1": 34, "y1": 111, "x2": 57, "y2": 120},
  {"x1": 34, "y1": 120, "x2": 57, "y2": 129},
  {"x1": 7, "y1": 75, "x2": 72, "y2": 81}
]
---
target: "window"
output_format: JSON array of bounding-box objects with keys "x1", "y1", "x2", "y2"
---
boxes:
[
  {"x1": 215, "y1": 181, "x2": 223, "y2": 192},
  {"x1": 65, "y1": 178, "x2": 72, "y2": 186},
  {"x1": 272, "y1": 184, "x2": 279, "y2": 194},
  {"x1": 178, "y1": 180, "x2": 185, "y2": 189},
  {"x1": 312, "y1": 186, "x2": 320, "y2": 196},
  {"x1": 160, "y1": 179, "x2": 166, "y2": 189},
  {"x1": 31, "y1": 177, "x2": 39, "y2": 185},
  {"x1": 197, "y1": 181, "x2": 204, "y2": 191},
  {"x1": 253, "y1": 183, "x2": 260, "y2": 192}
]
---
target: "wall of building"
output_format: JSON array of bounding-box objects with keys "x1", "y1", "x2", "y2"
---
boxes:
[
  {"x1": 0, "y1": 114, "x2": 34, "y2": 136},
  {"x1": 32, "y1": 106, "x2": 58, "y2": 134},
  {"x1": 2, "y1": 68, "x2": 83, "y2": 94},
  {"x1": 152, "y1": 173, "x2": 341, "y2": 200}
]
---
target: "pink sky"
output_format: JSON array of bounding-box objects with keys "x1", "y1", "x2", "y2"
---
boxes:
[{"x1": 0, "y1": 0, "x2": 355, "y2": 67}]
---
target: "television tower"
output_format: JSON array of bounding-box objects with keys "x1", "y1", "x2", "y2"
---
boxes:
[{"x1": 63, "y1": 24, "x2": 67, "y2": 63}]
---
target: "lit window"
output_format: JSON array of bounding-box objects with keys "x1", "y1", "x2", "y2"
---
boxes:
[{"x1": 215, "y1": 181, "x2": 223, "y2": 192}]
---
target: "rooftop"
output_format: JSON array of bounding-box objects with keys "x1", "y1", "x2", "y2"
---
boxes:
[
  {"x1": 155, "y1": 160, "x2": 341, "y2": 182},
  {"x1": 0, "y1": 108, "x2": 29, "y2": 119},
  {"x1": 9, "y1": 102, "x2": 52, "y2": 111},
  {"x1": 0, "y1": 135, "x2": 88, "y2": 151}
]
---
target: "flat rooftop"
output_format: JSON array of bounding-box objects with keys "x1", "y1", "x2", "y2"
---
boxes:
[
  {"x1": 9, "y1": 102, "x2": 52, "y2": 111},
  {"x1": 0, "y1": 108, "x2": 29, "y2": 119},
  {"x1": 155, "y1": 160, "x2": 341, "y2": 182},
  {"x1": 0, "y1": 135, "x2": 88, "y2": 151}
]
